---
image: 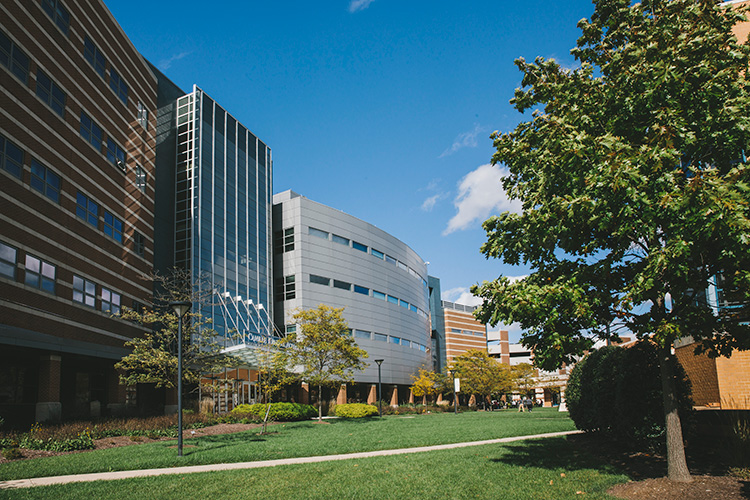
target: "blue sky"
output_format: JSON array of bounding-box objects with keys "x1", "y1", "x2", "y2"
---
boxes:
[{"x1": 105, "y1": 0, "x2": 596, "y2": 341}]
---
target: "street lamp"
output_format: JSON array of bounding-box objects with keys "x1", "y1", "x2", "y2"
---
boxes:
[
  {"x1": 375, "y1": 359, "x2": 384, "y2": 417},
  {"x1": 170, "y1": 300, "x2": 191, "y2": 457}
]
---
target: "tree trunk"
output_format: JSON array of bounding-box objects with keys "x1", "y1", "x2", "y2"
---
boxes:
[
  {"x1": 659, "y1": 346, "x2": 692, "y2": 483},
  {"x1": 318, "y1": 384, "x2": 323, "y2": 422}
]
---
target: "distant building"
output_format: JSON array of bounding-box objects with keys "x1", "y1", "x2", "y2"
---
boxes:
[{"x1": 442, "y1": 301, "x2": 487, "y2": 365}]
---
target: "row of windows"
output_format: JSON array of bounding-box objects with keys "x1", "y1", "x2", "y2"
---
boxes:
[
  {"x1": 82, "y1": 34, "x2": 129, "y2": 106},
  {"x1": 352, "y1": 329, "x2": 427, "y2": 352},
  {"x1": 1, "y1": 239, "x2": 128, "y2": 315},
  {"x1": 308, "y1": 226, "x2": 427, "y2": 287},
  {"x1": 450, "y1": 327, "x2": 486, "y2": 337},
  {"x1": 304, "y1": 272, "x2": 429, "y2": 319},
  {"x1": 41, "y1": 0, "x2": 70, "y2": 35}
]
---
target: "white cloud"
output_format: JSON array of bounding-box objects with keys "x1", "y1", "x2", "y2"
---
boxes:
[
  {"x1": 421, "y1": 194, "x2": 441, "y2": 212},
  {"x1": 419, "y1": 179, "x2": 448, "y2": 212},
  {"x1": 439, "y1": 123, "x2": 484, "y2": 158},
  {"x1": 441, "y1": 287, "x2": 481, "y2": 306},
  {"x1": 348, "y1": 0, "x2": 375, "y2": 12},
  {"x1": 158, "y1": 51, "x2": 191, "y2": 71},
  {"x1": 443, "y1": 163, "x2": 521, "y2": 235}
]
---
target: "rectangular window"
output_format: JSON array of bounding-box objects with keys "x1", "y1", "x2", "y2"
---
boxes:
[
  {"x1": 390, "y1": 336, "x2": 401, "y2": 345},
  {"x1": 373, "y1": 290, "x2": 386, "y2": 300},
  {"x1": 397, "y1": 261, "x2": 408, "y2": 271},
  {"x1": 79, "y1": 112, "x2": 102, "y2": 150},
  {"x1": 137, "y1": 101, "x2": 148, "y2": 129},
  {"x1": 385, "y1": 255, "x2": 397, "y2": 265},
  {"x1": 0, "y1": 133, "x2": 24, "y2": 178},
  {"x1": 103, "y1": 211, "x2": 123, "y2": 243},
  {"x1": 310, "y1": 274, "x2": 330, "y2": 286},
  {"x1": 76, "y1": 192, "x2": 99, "y2": 227},
  {"x1": 73, "y1": 275, "x2": 96, "y2": 307},
  {"x1": 400, "y1": 299, "x2": 410, "y2": 309},
  {"x1": 410, "y1": 304, "x2": 418, "y2": 313},
  {"x1": 25, "y1": 254, "x2": 55, "y2": 294},
  {"x1": 109, "y1": 68, "x2": 128, "y2": 104},
  {"x1": 371, "y1": 248, "x2": 384, "y2": 259},
  {"x1": 354, "y1": 329, "x2": 371, "y2": 340},
  {"x1": 332, "y1": 234, "x2": 349, "y2": 246},
  {"x1": 0, "y1": 241, "x2": 17, "y2": 279},
  {"x1": 41, "y1": 0, "x2": 70, "y2": 34},
  {"x1": 282, "y1": 227, "x2": 294, "y2": 252},
  {"x1": 353, "y1": 285, "x2": 369, "y2": 295},
  {"x1": 285, "y1": 324, "x2": 297, "y2": 337},
  {"x1": 106, "y1": 138, "x2": 126, "y2": 169},
  {"x1": 101, "y1": 287, "x2": 121, "y2": 314},
  {"x1": 401, "y1": 339, "x2": 411, "y2": 348},
  {"x1": 333, "y1": 280, "x2": 351, "y2": 291},
  {"x1": 133, "y1": 231, "x2": 145, "y2": 257},
  {"x1": 35, "y1": 70, "x2": 66, "y2": 117},
  {"x1": 387, "y1": 295, "x2": 399, "y2": 305},
  {"x1": 83, "y1": 35, "x2": 106, "y2": 79},
  {"x1": 309, "y1": 227, "x2": 329, "y2": 240},
  {"x1": 0, "y1": 29, "x2": 30, "y2": 84},
  {"x1": 30, "y1": 159, "x2": 60, "y2": 203},
  {"x1": 451, "y1": 328, "x2": 461, "y2": 334},
  {"x1": 275, "y1": 275, "x2": 296, "y2": 301},
  {"x1": 373, "y1": 333, "x2": 387, "y2": 342},
  {"x1": 352, "y1": 241, "x2": 367, "y2": 252},
  {"x1": 135, "y1": 165, "x2": 146, "y2": 192}
]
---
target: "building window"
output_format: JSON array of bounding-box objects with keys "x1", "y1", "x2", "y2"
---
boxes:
[
  {"x1": 106, "y1": 138, "x2": 126, "y2": 169},
  {"x1": 309, "y1": 227, "x2": 329, "y2": 240},
  {"x1": 30, "y1": 159, "x2": 60, "y2": 203},
  {"x1": 103, "y1": 211, "x2": 123, "y2": 243},
  {"x1": 385, "y1": 254, "x2": 397, "y2": 265},
  {"x1": 402, "y1": 339, "x2": 411, "y2": 348},
  {"x1": 0, "y1": 28, "x2": 30, "y2": 84},
  {"x1": 285, "y1": 324, "x2": 297, "y2": 338},
  {"x1": 133, "y1": 231, "x2": 145, "y2": 257},
  {"x1": 371, "y1": 248, "x2": 384, "y2": 259},
  {"x1": 41, "y1": 0, "x2": 70, "y2": 35},
  {"x1": 390, "y1": 336, "x2": 401, "y2": 345},
  {"x1": 25, "y1": 254, "x2": 55, "y2": 293},
  {"x1": 374, "y1": 333, "x2": 387, "y2": 342},
  {"x1": 352, "y1": 241, "x2": 367, "y2": 253},
  {"x1": 332, "y1": 234, "x2": 349, "y2": 246},
  {"x1": 109, "y1": 68, "x2": 128, "y2": 104},
  {"x1": 275, "y1": 227, "x2": 294, "y2": 253},
  {"x1": 0, "y1": 133, "x2": 24, "y2": 179},
  {"x1": 76, "y1": 192, "x2": 99, "y2": 227},
  {"x1": 275, "y1": 275, "x2": 296, "y2": 301},
  {"x1": 373, "y1": 290, "x2": 386, "y2": 300},
  {"x1": 101, "y1": 287, "x2": 121, "y2": 314},
  {"x1": 310, "y1": 274, "x2": 330, "y2": 286},
  {"x1": 73, "y1": 275, "x2": 96, "y2": 307},
  {"x1": 333, "y1": 279, "x2": 351, "y2": 291},
  {"x1": 387, "y1": 295, "x2": 399, "y2": 305},
  {"x1": 79, "y1": 112, "x2": 102, "y2": 150},
  {"x1": 400, "y1": 299, "x2": 410, "y2": 309},
  {"x1": 354, "y1": 330, "x2": 371, "y2": 340},
  {"x1": 0, "y1": 241, "x2": 17, "y2": 279},
  {"x1": 83, "y1": 35, "x2": 106, "y2": 79},
  {"x1": 137, "y1": 101, "x2": 148, "y2": 129},
  {"x1": 135, "y1": 165, "x2": 146, "y2": 192},
  {"x1": 35, "y1": 70, "x2": 66, "y2": 117},
  {"x1": 353, "y1": 285, "x2": 369, "y2": 295}
]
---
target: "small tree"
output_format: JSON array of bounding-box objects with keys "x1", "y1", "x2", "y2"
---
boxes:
[
  {"x1": 282, "y1": 305, "x2": 368, "y2": 422},
  {"x1": 450, "y1": 350, "x2": 513, "y2": 407},
  {"x1": 255, "y1": 344, "x2": 298, "y2": 434},
  {"x1": 511, "y1": 363, "x2": 536, "y2": 399},
  {"x1": 410, "y1": 368, "x2": 439, "y2": 404},
  {"x1": 116, "y1": 269, "x2": 236, "y2": 392}
]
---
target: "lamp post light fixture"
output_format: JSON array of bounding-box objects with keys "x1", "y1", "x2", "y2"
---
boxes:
[
  {"x1": 375, "y1": 359, "x2": 384, "y2": 417},
  {"x1": 169, "y1": 300, "x2": 191, "y2": 457}
]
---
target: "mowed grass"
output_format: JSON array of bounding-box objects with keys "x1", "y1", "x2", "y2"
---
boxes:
[
  {"x1": 0, "y1": 436, "x2": 629, "y2": 500},
  {"x1": 0, "y1": 409, "x2": 574, "y2": 481}
]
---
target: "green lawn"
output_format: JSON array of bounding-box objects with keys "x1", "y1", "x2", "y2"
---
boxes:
[
  {"x1": 0, "y1": 436, "x2": 629, "y2": 500},
  {"x1": 0, "y1": 408, "x2": 576, "y2": 481}
]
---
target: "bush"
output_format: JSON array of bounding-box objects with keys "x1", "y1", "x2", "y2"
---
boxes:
[
  {"x1": 230, "y1": 403, "x2": 317, "y2": 421},
  {"x1": 2, "y1": 447, "x2": 22, "y2": 460},
  {"x1": 567, "y1": 341, "x2": 692, "y2": 447},
  {"x1": 333, "y1": 403, "x2": 379, "y2": 418}
]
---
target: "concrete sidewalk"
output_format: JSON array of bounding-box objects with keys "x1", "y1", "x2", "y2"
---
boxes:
[{"x1": 0, "y1": 430, "x2": 582, "y2": 490}]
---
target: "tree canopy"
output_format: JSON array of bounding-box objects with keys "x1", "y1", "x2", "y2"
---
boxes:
[
  {"x1": 282, "y1": 305, "x2": 368, "y2": 421},
  {"x1": 449, "y1": 350, "x2": 513, "y2": 403},
  {"x1": 472, "y1": 0, "x2": 750, "y2": 482}
]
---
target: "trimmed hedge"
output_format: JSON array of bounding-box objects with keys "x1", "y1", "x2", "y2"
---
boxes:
[
  {"x1": 567, "y1": 342, "x2": 692, "y2": 446},
  {"x1": 333, "y1": 403, "x2": 379, "y2": 418},
  {"x1": 230, "y1": 402, "x2": 317, "y2": 421}
]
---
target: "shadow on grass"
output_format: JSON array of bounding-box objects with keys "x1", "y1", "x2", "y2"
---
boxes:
[{"x1": 490, "y1": 435, "x2": 639, "y2": 477}]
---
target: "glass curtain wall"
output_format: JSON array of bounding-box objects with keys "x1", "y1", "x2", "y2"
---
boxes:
[{"x1": 175, "y1": 86, "x2": 272, "y2": 344}]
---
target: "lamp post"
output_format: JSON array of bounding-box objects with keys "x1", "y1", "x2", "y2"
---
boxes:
[
  {"x1": 375, "y1": 359, "x2": 384, "y2": 417},
  {"x1": 169, "y1": 300, "x2": 191, "y2": 457}
]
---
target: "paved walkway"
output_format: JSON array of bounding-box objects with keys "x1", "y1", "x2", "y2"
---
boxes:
[{"x1": 0, "y1": 430, "x2": 581, "y2": 489}]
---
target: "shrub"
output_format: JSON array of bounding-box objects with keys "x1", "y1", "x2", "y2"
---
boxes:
[
  {"x1": 2, "y1": 447, "x2": 22, "y2": 460},
  {"x1": 230, "y1": 403, "x2": 317, "y2": 421},
  {"x1": 566, "y1": 341, "x2": 692, "y2": 447},
  {"x1": 333, "y1": 403, "x2": 379, "y2": 418}
]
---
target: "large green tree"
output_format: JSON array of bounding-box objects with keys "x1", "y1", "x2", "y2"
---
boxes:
[
  {"x1": 450, "y1": 350, "x2": 513, "y2": 406},
  {"x1": 472, "y1": 0, "x2": 750, "y2": 482},
  {"x1": 282, "y1": 305, "x2": 368, "y2": 421}
]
